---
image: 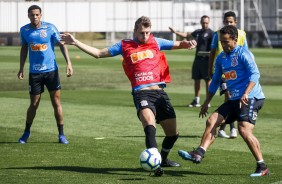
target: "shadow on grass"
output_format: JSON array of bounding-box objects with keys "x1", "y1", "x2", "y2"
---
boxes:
[
  {"x1": 118, "y1": 135, "x2": 201, "y2": 138},
  {"x1": 4, "y1": 166, "x2": 213, "y2": 177}
]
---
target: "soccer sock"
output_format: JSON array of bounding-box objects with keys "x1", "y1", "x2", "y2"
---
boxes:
[
  {"x1": 144, "y1": 125, "x2": 157, "y2": 148},
  {"x1": 257, "y1": 160, "x2": 266, "y2": 168},
  {"x1": 195, "y1": 97, "x2": 200, "y2": 104},
  {"x1": 230, "y1": 122, "x2": 235, "y2": 130},
  {"x1": 161, "y1": 134, "x2": 179, "y2": 161},
  {"x1": 196, "y1": 146, "x2": 206, "y2": 157},
  {"x1": 24, "y1": 122, "x2": 32, "y2": 132},
  {"x1": 57, "y1": 124, "x2": 64, "y2": 135}
]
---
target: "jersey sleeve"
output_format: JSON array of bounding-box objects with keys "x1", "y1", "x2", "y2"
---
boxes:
[
  {"x1": 243, "y1": 38, "x2": 249, "y2": 49},
  {"x1": 50, "y1": 24, "x2": 61, "y2": 44},
  {"x1": 20, "y1": 28, "x2": 27, "y2": 46},
  {"x1": 208, "y1": 55, "x2": 222, "y2": 94},
  {"x1": 108, "y1": 41, "x2": 122, "y2": 56},
  {"x1": 241, "y1": 49, "x2": 260, "y2": 84},
  {"x1": 210, "y1": 32, "x2": 218, "y2": 49},
  {"x1": 155, "y1": 37, "x2": 174, "y2": 50}
]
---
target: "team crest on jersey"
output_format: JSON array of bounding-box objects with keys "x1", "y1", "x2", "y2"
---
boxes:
[
  {"x1": 40, "y1": 30, "x2": 47, "y2": 38},
  {"x1": 204, "y1": 33, "x2": 209, "y2": 37},
  {"x1": 231, "y1": 56, "x2": 238, "y2": 67}
]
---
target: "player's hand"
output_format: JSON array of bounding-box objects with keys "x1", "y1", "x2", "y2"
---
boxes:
[
  {"x1": 187, "y1": 40, "x2": 197, "y2": 49},
  {"x1": 240, "y1": 93, "x2": 249, "y2": 108},
  {"x1": 66, "y1": 64, "x2": 73, "y2": 77},
  {"x1": 17, "y1": 71, "x2": 24, "y2": 80},
  {"x1": 60, "y1": 33, "x2": 76, "y2": 45},
  {"x1": 168, "y1": 27, "x2": 175, "y2": 33},
  {"x1": 199, "y1": 103, "x2": 209, "y2": 118}
]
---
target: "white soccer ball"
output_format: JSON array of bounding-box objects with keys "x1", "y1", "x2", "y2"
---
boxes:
[{"x1": 139, "y1": 148, "x2": 162, "y2": 171}]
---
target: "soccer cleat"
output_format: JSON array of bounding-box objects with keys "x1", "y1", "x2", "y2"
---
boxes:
[
  {"x1": 250, "y1": 164, "x2": 270, "y2": 177},
  {"x1": 161, "y1": 159, "x2": 180, "y2": 167},
  {"x1": 58, "y1": 135, "x2": 69, "y2": 144},
  {"x1": 188, "y1": 99, "x2": 201, "y2": 107},
  {"x1": 178, "y1": 150, "x2": 202, "y2": 164},
  {"x1": 153, "y1": 167, "x2": 164, "y2": 177},
  {"x1": 218, "y1": 130, "x2": 230, "y2": 138},
  {"x1": 19, "y1": 131, "x2": 31, "y2": 144},
  {"x1": 230, "y1": 128, "x2": 238, "y2": 138}
]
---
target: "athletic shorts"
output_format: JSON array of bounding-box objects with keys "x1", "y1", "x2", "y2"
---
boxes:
[
  {"x1": 29, "y1": 70, "x2": 61, "y2": 95},
  {"x1": 132, "y1": 90, "x2": 176, "y2": 123},
  {"x1": 216, "y1": 98, "x2": 264, "y2": 125},
  {"x1": 192, "y1": 56, "x2": 210, "y2": 80}
]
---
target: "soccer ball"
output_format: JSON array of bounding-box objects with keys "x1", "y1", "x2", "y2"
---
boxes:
[{"x1": 139, "y1": 148, "x2": 162, "y2": 171}]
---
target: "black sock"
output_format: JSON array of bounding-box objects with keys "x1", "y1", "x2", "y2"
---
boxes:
[
  {"x1": 24, "y1": 122, "x2": 32, "y2": 132},
  {"x1": 230, "y1": 122, "x2": 235, "y2": 130},
  {"x1": 58, "y1": 124, "x2": 64, "y2": 135},
  {"x1": 257, "y1": 162, "x2": 267, "y2": 168},
  {"x1": 144, "y1": 125, "x2": 157, "y2": 148},
  {"x1": 196, "y1": 147, "x2": 206, "y2": 157},
  {"x1": 161, "y1": 134, "x2": 179, "y2": 161}
]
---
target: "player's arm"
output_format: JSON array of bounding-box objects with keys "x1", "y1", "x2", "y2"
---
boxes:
[
  {"x1": 208, "y1": 49, "x2": 216, "y2": 77},
  {"x1": 200, "y1": 57, "x2": 222, "y2": 118},
  {"x1": 18, "y1": 44, "x2": 28, "y2": 80},
  {"x1": 168, "y1": 27, "x2": 190, "y2": 39},
  {"x1": 171, "y1": 40, "x2": 197, "y2": 50},
  {"x1": 61, "y1": 33, "x2": 111, "y2": 58},
  {"x1": 240, "y1": 50, "x2": 259, "y2": 106},
  {"x1": 58, "y1": 42, "x2": 73, "y2": 77},
  {"x1": 208, "y1": 32, "x2": 218, "y2": 77}
]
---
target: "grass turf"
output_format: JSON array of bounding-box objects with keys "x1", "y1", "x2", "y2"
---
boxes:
[{"x1": 0, "y1": 46, "x2": 282, "y2": 183}]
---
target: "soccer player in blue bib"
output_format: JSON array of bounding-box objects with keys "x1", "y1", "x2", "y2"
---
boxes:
[
  {"x1": 17, "y1": 5, "x2": 73, "y2": 144},
  {"x1": 178, "y1": 25, "x2": 269, "y2": 177}
]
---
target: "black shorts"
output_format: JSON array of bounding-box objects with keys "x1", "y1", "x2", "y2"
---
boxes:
[
  {"x1": 29, "y1": 70, "x2": 61, "y2": 95},
  {"x1": 192, "y1": 56, "x2": 210, "y2": 80},
  {"x1": 216, "y1": 98, "x2": 264, "y2": 125},
  {"x1": 132, "y1": 90, "x2": 176, "y2": 123}
]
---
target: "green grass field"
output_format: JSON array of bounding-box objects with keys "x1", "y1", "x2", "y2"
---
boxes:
[{"x1": 0, "y1": 46, "x2": 281, "y2": 184}]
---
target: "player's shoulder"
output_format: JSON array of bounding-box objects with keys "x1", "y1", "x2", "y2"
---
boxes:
[
  {"x1": 237, "y1": 29, "x2": 246, "y2": 36},
  {"x1": 20, "y1": 23, "x2": 31, "y2": 31},
  {"x1": 41, "y1": 21, "x2": 56, "y2": 28}
]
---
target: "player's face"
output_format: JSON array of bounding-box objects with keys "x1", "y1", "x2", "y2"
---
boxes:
[
  {"x1": 134, "y1": 25, "x2": 151, "y2": 44},
  {"x1": 200, "y1": 18, "x2": 209, "y2": 29},
  {"x1": 28, "y1": 9, "x2": 42, "y2": 28},
  {"x1": 220, "y1": 33, "x2": 237, "y2": 53},
  {"x1": 223, "y1": 17, "x2": 237, "y2": 26}
]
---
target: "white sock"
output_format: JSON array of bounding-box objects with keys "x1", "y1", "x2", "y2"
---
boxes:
[{"x1": 195, "y1": 97, "x2": 200, "y2": 103}]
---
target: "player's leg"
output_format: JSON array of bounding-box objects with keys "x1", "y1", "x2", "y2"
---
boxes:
[
  {"x1": 159, "y1": 118, "x2": 180, "y2": 167},
  {"x1": 19, "y1": 73, "x2": 43, "y2": 144},
  {"x1": 188, "y1": 60, "x2": 201, "y2": 107},
  {"x1": 157, "y1": 90, "x2": 180, "y2": 167},
  {"x1": 179, "y1": 101, "x2": 232, "y2": 163},
  {"x1": 46, "y1": 70, "x2": 68, "y2": 144},
  {"x1": 139, "y1": 108, "x2": 158, "y2": 148},
  {"x1": 237, "y1": 99, "x2": 269, "y2": 177}
]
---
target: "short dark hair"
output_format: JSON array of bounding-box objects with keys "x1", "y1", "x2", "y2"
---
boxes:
[
  {"x1": 201, "y1": 15, "x2": 209, "y2": 21},
  {"x1": 220, "y1": 25, "x2": 238, "y2": 40},
  {"x1": 223, "y1": 11, "x2": 236, "y2": 21},
  {"x1": 28, "y1": 5, "x2": 41, "y2": 13},
  {"x1": 134, "y1": 16, "x2": 151, "y2": 31}
]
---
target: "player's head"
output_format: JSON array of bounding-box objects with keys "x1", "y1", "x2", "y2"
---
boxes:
[
  {"x1": 223, "y1": 11, "x2": 237, "y2": 26},
  {"x1": 28, "y1": 5, "x2": 41, "y2": 13},
  {"x1": 219, "y1": 25, "x2": 238, "y2": 53},
  {"x1": 28, "y1": 5, "x2": 42, "y2": 28},
  {"x1": 134, "y1": 16, "x2": 152, "y2": 44},
  {"x1": 200, "y1": 15, "x2": 210, "y2": 30}
]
